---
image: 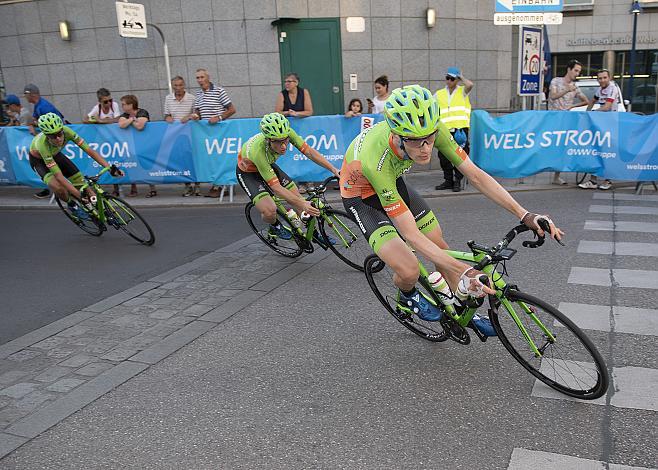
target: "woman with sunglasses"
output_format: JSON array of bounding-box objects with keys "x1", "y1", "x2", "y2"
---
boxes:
[
  {"x1": 29, "y1": 113, "x2": 123, "y2": 216},
  {"x1": 236, "y1": 112, "x2": 339, "y2": 240},
  {"x1": 339, "y1": 85, "x2": 563, "y2": 335}
]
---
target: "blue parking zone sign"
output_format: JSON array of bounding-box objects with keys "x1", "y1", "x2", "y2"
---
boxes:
[
  {"x1": 518, "y1": 26, "x2": 543, "y2": 96},
  {"x1": 496, "y1": 0, "x2": 563, "y2": 13}
]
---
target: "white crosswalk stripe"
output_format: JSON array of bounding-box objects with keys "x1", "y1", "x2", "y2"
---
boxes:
[
  {"x1": 559, "y1": 303, "x2": 658, "y2": 336},
  {"x1": 577, "y1": 241, "x2": 658, "y2": 257},
  {"x1": 589, "y1": 204, "x2": 658, "y2": 215},
  {"x1": 568, "y1": 267, "x2": 658, "y2": 289},
  {"x1": 593, "y1": 192, "x2": 658, "y2": 202},
  {"x1": 508, "y1": 448, "x2": 657, "y2": 470},
  {"x1": 584, "y1": 220, "x2": 658, "y2": 232}
]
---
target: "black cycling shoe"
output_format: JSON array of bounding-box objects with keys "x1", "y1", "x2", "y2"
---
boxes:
[{"x1": 435, "y1": 181, "x2": 453, "y2": 190}]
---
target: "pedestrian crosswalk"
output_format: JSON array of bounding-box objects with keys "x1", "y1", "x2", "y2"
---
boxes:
[{"x1": 524, "y1": 190, "x2": 658, "y2": 468}]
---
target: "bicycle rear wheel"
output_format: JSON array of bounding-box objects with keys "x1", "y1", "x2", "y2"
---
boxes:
[
  {"x1": 318, "y1": 209, "x2": 371, "y2": 271},
  {"x1": 104, "y1": 195, "x2": 155, "y2": 245},
  {"x1": 364, "y1": 254, "x2": 448, "y2": 342},
  {"x1": 55, "y1": 197, "x2": 103, "y2": 236},
  {"x1": 245, "y1": 202, "x2": 303, "y2": 258},
  {"x1": 491, "y1": 289, "x2": 608, "y2": 400}
]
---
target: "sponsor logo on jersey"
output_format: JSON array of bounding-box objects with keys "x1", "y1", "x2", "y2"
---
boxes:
[
  {"x1": 418, "y1": 216, "x2": 436, "y2": 231},
  {"x1": 376, "y1": 148, "x2": 388, "y2": 172},
  {"x1": 384, "y1": 202, "x2": 401, "y2": 213},
  {"x1": 379, "y1": 228, "x2": 396, "y2": 238},
  {"x1": 380, "y1": 188, "x2": 395, "y2": 202}
]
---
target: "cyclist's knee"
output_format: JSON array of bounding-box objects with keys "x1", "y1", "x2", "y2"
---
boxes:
[{"x1": 396, "y1": 261, "x2": 420, "y2": 285}]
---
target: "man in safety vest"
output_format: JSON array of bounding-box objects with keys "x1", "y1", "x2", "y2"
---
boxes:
[{"x1": 434, "y1": 67, "x2": 473, "y2": 193}]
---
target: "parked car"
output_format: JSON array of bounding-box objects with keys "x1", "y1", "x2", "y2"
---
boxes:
[
  {"x1": 570, "y1": 79, "x2": 628, "y2": 112},
  {"x1": 630, "y1": 83, "x2": 657, "y2": 115}
]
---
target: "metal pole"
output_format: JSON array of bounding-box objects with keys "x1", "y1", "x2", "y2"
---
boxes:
[
  {"x1": 628, "y1": 9, "x2": 638, "y2": 112},
  {"x1": 148, "y1": 23, "x2": 172, "y2": 95}
]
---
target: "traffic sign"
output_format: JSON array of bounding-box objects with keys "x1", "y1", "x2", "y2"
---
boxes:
[
  {"x1": 494, "y1": 12, "x2": 563, "y2": 25},
  {"x1": 116, "y1": 2, "x2": 147, "y2": 38},
  {"x1": 495, "y1": 0, "x2": 563, "y2": 13},
  {"x1": 518, "y1": 25, "x2": 543, "y2": 96}
]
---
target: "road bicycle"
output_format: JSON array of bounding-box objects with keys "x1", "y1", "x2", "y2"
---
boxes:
[
  {"x1": 364, "y1": 221, "x2": 609, "y2": 400},
  {"x1": 245, "y1": 176, "x2": 370, "y2": 271},
  {"x1": 55, "y1": 166, "x2": 155, "y2": 246}
]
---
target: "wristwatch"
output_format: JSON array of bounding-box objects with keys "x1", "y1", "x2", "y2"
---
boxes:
[{"x1": 217, "y1": 115, "x2": 223, "y2": 122}]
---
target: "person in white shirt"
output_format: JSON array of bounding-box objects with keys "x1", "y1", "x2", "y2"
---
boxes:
[
  {"x1": 84, "y1": 88, "x2": 121, "y2": 124},
  {"x1": 580, "y1": 69, "x2": 618, "y2": 190},
  {"x1": 367, "y1": 75, "x2": 391, "y2": 114}
]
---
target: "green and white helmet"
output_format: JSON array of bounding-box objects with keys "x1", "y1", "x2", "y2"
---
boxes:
[
  {"x1": 260, "y1": 112, "x2": 291, "y2": 139},
  {"x1": 384, "y1": 85, "x2": 440, "y2": 138},
  {"x1": 37, "y1": 112, "x2": 64, "y2": 135}
]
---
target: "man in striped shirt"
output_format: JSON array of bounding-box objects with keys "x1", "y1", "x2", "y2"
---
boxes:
[
  {"x1": 164, "y1": 76, "x2": 198, "y2": 196},
  {"x1": 190, "y1": 68, "x2": 237, "y2": 197}
]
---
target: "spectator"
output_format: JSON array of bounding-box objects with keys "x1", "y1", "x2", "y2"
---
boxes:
[
  {"x1": 3, "y1": 94, "x2": 31, "y2": 126},
  {"x1": 164, "y1": 76, "x2": 199, "y2": 197},
  {"x1": 275, "y1": 72, "x2": 314, "y2": 118},
  {"x1": 24, "y1": 83, "x2": 64, "y2": 198},
  {"x1": 434, "y1": 67, "x2": 473, "y2": 193},
  {"x1": 84, "y1": 88, "x2": 121, "y2": 124},
  {"x1": 548, "y1": 59, "x2": 588, "y2": 185},
  {"x1": 117, "y1": 94, "x2": 155, "y2": 197},
  {"x1": 345, "y1": 98, "x2": 363, "y2": 117},
  {"x1": 367, "y1": 75, "x2": 391, "y2": 114},
  {"x1": 580, "y1": 69, "x2": 617, "y2": 190},
  {"x1": 190, "y1": 68, "x2": 237, "y2": 198}
]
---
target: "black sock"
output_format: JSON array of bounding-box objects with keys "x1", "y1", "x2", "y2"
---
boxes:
[{"x1": 401, "y1": 287, "x2": 416, "y2": 297}]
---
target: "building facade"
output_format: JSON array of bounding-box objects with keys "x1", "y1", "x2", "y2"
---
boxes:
[{"x1": 0, "y1": 0, "x2": 515, "y2": 122}]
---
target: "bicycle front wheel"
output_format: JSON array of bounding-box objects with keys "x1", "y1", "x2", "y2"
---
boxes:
[
  {"x1": 364, "y1": 254, "x2": 448, "y2": 342},
  {"x1": 245, "y1": 202, "x2": 303, "y2": 258},
  {"x1": 104, "y1": 195, "x2": 155, "y2": 245},
  {"x1": 491, "y1": 290, "x2": 609, "y2": 400},
  {"x1": 318, "y1": 209, "x2": 371, "y2": 271},
  {"x1": 55, "y1": 197, "x2": 103, "y2": 236}
]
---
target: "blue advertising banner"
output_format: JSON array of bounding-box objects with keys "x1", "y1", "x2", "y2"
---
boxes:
[
  {"x1": 0, "y1": 114, "x2": 383, "y2": 186},
  {"x1": 470, "y1": 110, "x2": 658, "y2": 182}
]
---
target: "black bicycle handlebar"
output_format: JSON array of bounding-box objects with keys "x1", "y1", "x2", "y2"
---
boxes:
[{"x1": 305, "y1": 175, "x2": 339, "y2": 197}]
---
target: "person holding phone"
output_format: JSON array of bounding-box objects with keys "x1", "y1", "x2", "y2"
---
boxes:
[{"x1": 367, "y1": 75, "x2": 391, "y2": 114}]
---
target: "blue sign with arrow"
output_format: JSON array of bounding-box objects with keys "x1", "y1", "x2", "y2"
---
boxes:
[{"x1": 496, "y1": 0, "x2": 563, "y2": 13}]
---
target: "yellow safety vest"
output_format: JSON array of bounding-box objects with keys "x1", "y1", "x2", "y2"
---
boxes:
[{"x1": 435, "y1": 85, "x2": 471, "y2": 129}]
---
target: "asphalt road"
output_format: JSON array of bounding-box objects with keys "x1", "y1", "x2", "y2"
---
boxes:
[
  {"x1": 3, "y1": 188, "x2": 657, "y2": 468},
  {"x1": 0, "y1": 206, "x2": 251, "y2": 345}
]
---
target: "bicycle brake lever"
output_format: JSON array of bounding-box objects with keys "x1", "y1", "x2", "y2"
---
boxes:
[{"x1": 538, "y1": 217, "x2": 566, "y2": 247}]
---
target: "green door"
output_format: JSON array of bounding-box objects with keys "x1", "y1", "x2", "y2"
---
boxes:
[{"x1": 277, "y1": 19, "x2": 343, "y2": 115}]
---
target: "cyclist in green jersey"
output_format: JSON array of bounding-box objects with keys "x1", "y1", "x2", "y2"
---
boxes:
[
  {"x1": 29, "y1": 113, "x2": 123, "y2": 217},
  {"x1": 340, "y1": 85, "x2": 564, "y2": 335},
  {"x1": 236, "y1": 112, "x2": 339, "y2": 239}
]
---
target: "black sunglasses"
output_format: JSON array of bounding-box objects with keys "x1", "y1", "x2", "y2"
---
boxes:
[{"x1": 445, "y1": 76, "x2": 456, "y2": 81}]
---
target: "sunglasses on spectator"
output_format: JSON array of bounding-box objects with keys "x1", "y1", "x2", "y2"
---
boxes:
[
  {"x1": 101, "y1": 99, "x2": 112, "y2": 104},
  {"x1": 46, "y1": 131, "x2": 64, "y2": 140},
  {"x1": 269, "y1": 137, "x2": 290, "y2": 145},
  {"x1": 284, "y1": 79, "x2": 298, "y2": 83},
  {"x1": 401, "y1": 131, "x2": 437, "y2": 148},
  {"x1": 445, "y1": 76, "x2": 457, "y2": 81}
]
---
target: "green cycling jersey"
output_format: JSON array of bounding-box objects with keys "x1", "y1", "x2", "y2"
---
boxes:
[{"x1": 29, "y1": 126, "x2": 89, "y2": 175}]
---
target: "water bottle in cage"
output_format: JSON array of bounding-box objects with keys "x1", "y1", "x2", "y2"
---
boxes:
[{"x1": 286, "y1": 209, "x2": 302, "y2": 230}]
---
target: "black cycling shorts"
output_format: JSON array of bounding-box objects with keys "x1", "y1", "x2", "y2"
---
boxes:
[
  {"x1": 342, "y1": 178, "x2": 439, "y2": 253},
  {"x1": 236, "y1": 163, "x2": 297, "y2": 203},
  {"x1": 29, "y1": 153, "x2": 81, "y2": 184}
]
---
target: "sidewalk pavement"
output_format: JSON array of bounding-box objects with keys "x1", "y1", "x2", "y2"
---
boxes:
[{"x1": 0, "y1": 170, "x2": 597, "y2": 210}]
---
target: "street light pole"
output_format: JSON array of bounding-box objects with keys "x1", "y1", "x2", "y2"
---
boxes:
[{"x1": 628, "y1": 1, "x2": 642, "y2": 111}]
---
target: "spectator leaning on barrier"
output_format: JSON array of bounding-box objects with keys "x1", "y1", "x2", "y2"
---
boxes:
[
  {"x1": 84, "y1": 88, "x2": 121, "y2": 124},
  {"x1": 434, "y1": 67, "x2": 473, "y2": 193},
  {"x1": 3, "y1": 94, "x2": 31, "y2": 126},
  {"x1": 275, "y1": 72, "x2": 314, "y2": 118},
  {"x1": 580, "y1": 69, "x2": 617, "y2": 191},
  {"x1": 24, "y1": 83, "x2": 65, "y2": 199},
  {"x1": 164, "y1": 76, "x2": 199, "y2": 197},
  {"x1": 191, "y1": 68, "x2": 237, "y2": 198},
  {"x1": 548, "y1": 59, "x2": 588, "y2": 186},
  {"x1": 118, "y1": 94, "x2": 156, "y2": 198},
  {"x1": 345, "y1": 98, "x2": 363, "y2": 117},
  {"x1": 367, "y1": 75, "x2": 390, "y2": 114}
]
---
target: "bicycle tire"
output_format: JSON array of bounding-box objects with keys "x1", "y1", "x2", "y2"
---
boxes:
[
  {"x1": 245, "y1": 202, "x2": 304, "y2": 258},
  {"x1": 318, "y1": 209, "x2": 371, "y2": 271},
  {"x1": 55, "y1": 196, "x2": 103, "y2": 236},
  {"x1": 104, "y1": 195, "x2": 155, "y2": 245},
  {"x1": 575, "y1": 172, "x2": 588, "y2": 185},
  {"x1": 491, "y1": 289, "x2": 609, "y2": 400},
  {"x1": 364, "y1": 254, "x2": 449, "y2": 342}
]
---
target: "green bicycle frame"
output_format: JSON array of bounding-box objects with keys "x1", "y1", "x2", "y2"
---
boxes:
[{"x1": 419, "y1": 249, "x2": 556, "y2": 355}]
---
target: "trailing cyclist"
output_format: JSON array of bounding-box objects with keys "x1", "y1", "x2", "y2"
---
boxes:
[
  {"x1": 236, "y1": 112, "x2": 339, "y2": 240},
  {"x1": 29, "y1": 113, "x2": 123, "y2": 218},
  {"x1": 340, "y1": 85, "x2": 564, "y2": 336}
]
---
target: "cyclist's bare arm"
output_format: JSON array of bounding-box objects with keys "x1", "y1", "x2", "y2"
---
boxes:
[
  {"x1": 458, "y1": 158, "x2": 563, "y2": 240},
  {"x1": 305, "y1": 147, "x2": 340, "y2": 177},
  {"x1": 269, "y1": 181, "x2": 319, "y2": 216}
]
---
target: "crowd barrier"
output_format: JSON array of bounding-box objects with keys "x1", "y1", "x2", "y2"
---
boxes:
[
  {"x1": 1, "y1": 111, "x2": 657, "y2": 186},
  {"x1": 470, "y1": 110, "x2": 658, "y2": 181},
  {"x1": 0, "y1": 114, "x2": 382, "y2": 187}
]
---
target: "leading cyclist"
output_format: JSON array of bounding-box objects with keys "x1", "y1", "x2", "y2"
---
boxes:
[
  {"x1": 340, "y1": 85, "x2": 564, "y2": 336},
  {"x1": 29, "y1": 113, "x2": 123, "y2": 217}
]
